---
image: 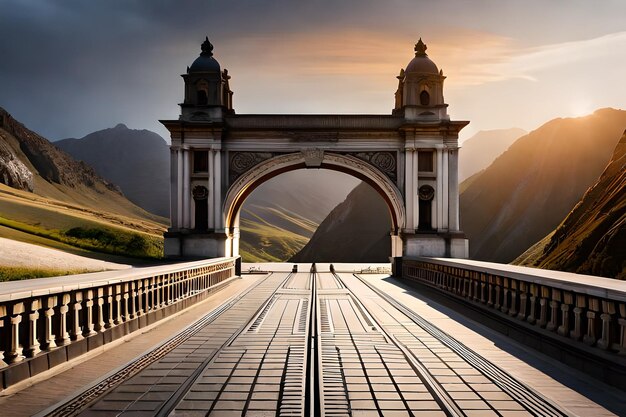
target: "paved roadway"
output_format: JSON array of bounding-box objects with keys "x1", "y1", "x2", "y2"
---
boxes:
[{"x1": 3, "y1": 264, "x2": 623, "y2": 416}]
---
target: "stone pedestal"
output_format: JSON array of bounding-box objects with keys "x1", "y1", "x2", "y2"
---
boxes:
[
  {"x1": 164, "y1": 230, "x2": 229, "y2": 259},
  {"x1": 403, "y1": 232, "x2": 468, "y2": 258}
]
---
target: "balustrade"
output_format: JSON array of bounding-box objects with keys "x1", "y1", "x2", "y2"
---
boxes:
[
  {"x1": 0, "y1": 257, "x2": 237, "y2": 389},
  {"x1": 403, "y1": 258, "x2": 626, "y2": 356}
]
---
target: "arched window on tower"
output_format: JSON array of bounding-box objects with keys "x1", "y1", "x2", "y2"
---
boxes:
[
  {"x1": 420, "y1": 90, "x2": 430, "y2": 106},
  {"x1": 192, "y1": 186, "x2": 209, "y2": 231},
  {"x1": 196, "y1": 79, "x2": 209, "y2": 105}
]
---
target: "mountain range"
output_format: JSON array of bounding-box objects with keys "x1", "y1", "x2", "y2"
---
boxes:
[
  {"x1": 290, "y1": 181, "x2": 391, "y2": 263},
  {"x1": 0, "y1": 107, "x2": 166, "y2": 260},
  {"x1": 459, "y1": 128, "x2": 527, "y2": 182},
  {"x1": 240, "y1": 170, "x2": 359, "y2": 261},
  {"x1": 460, "y1": 108, "x2": 626, "y2": 264},
  {"x1": 514, "y1": 129, "x2": 626, "y2": 278},
  {"x1": 56, "y1": 124, "x2": 170, "y2": 217}
]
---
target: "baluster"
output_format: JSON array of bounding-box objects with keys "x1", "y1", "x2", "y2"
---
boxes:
[
  {"x1": 558, "y1": 292, "x2": 573, "y2": 337},
  {"x1": 83, "y1": 290, "x2": 97, "y2": 337},
  {"x1": 56, "y1": 294, "x2": 71, "y2": 346},
  {"x1": 480, "y1": 276, "x2": 487, "y2": 304},
  {"x1": 70, "y1": 292, "x2": 83, "y2": 341},
  {"x1": 570, "y1": 295, "x2": 586, "y2": 341},
  {"x1": 42, "y1": 296, "x2": 57, "y2": 350},
  {"x1": 546, "y1": 289, "x2": 561, "y2": 332},
  {"x1": 527, "y1": 285, "x2": 538, "y2": 324},
  {"x1": 122, "y1": 283, "x2": 131, "y2": 321},
  {"x1": 0, "y1": 305, "x2": 7, "y2": 367},
  {"x1": 493, "y1": 277, "x2": 501, "y2": 310},
  {"x1": 618, "y1": 304, "x2": 626, "y2": 355},
  {"x1": 114, "y1": 284, "x2": 123, "y2": 325},
  {"x1": 136, "y1": 280, "x2": 144, "y2": 316},
  {"x1": 537, "y1": 287, "x2": 550, "y2": 328},
  {"x1": 583, "y1": 298, "x2": 600, "y2": 346},
  {"x1": 6, "y1": 302, "x2": 25, "y2": 363},
  {"x1": 508, "y1": 280, "x2": 518, "y2": 317},
  {"x1": 597, "y1": 300, "x2": 616, "y2": 350},
  {"x1": 95, "y1": 288, "x2": 106, "y2": 332},
  {"x1": 500, "y1": 279, "x2": 509, "y2": 314},
  {"x1": 24, "y1": 298, "x2": 41, "y2": 357},
  {"x1": 104, "y1": 286, "x2": 114, "y2": 329},
  {"x1": 127, "y1": 282, "x2": 136, "y2": 320}
]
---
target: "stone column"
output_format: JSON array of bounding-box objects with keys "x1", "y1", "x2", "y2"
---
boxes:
[
  {"x1": 448, "y1": 147, "x2": 460, "y2": 231},
  {"x1": 436, "y1": 148, "x2": 444, "y2": 230},
  {"x1": 170, "y1": 148, "x2": 179, "y2": 230},
  {"x1": 213, "y1": 149, "x2": 222, "y2": 231},
  {"x1": 177, "y1": 148, "x2": 184, "y2": 229},
  {"x1": 442, "y1": 148, "x2": 449, "y2": 230},
  {"x1": 404, "y1": 148, "x2": 414, "y2": 230},
  {"x1": 182, "y1": 148, "x2": 191, "y2": 229},
  {"x1": 413, "y1": 148, "x2": 419, "y2": 229},
  {"x1": 208, "y1": 147, "x2": 215, "y2": 230}
]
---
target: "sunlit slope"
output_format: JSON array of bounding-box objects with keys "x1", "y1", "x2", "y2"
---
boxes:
[
  {"x1": 460, "y1": 108, "x2": 626, "y2": 263},
  {"x1": 459, "y1": 128, "x2": 527, "y2": 182},
  {"x1": 514, "y1": 130, "x2": 626, "y2": 278},
  {"x1": 0, "y1": 184, "x2": 165, "y2": 258},
  {"x1": 239, "y1": 210, "x2": 310, "y2": 262},
  {"x1": 0, "y1": 107, "x2": 167, "y2": 259}
]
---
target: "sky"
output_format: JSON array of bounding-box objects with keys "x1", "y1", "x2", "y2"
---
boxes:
[{"x1": 1, "y1": 0, "x2": 626, "y2": 143}]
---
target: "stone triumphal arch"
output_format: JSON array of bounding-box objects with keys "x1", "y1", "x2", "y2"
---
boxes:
[{"x1": 162, "y1": 37, "x2": 469, "y2": 260}]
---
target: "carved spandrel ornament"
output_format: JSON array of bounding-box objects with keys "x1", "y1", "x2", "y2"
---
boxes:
[
  {"x1": 229, "y1": 152, "x2": 275, "y2": 183},
  {"x1": 348, "y1": 151, "x2": 397, "y2": 181}
]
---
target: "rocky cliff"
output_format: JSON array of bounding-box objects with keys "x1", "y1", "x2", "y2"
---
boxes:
[
  {"x1": 0, "y1": 107, "x2": 119, "y2": 191},
  {"x1": 0, "y1": 106, "x2": 160, "y2": 222},
  {"x1": 460, "y1": 108, "x2": 626, "y2": 263},
  {"x1": 290, "y1": 182, "x2": 390, "y2": 262},
  {"x1": 515, "y1": 130, "x2": 626, "y2": 278},
  {"x1": 56, "y1": 124, "x2": 170, "y2": 217}
]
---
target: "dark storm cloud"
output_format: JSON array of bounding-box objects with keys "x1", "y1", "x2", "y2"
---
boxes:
[
  {"x1": 1, "y1": 0, "x2": 625, "y2": 140},
  {"x1": 0, "y1": 0, "x2": 407, "y2": 139}
]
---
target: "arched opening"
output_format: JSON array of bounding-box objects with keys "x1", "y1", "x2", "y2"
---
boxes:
[
  {"x1": 418, "y1": 185, "x2": 434, "y2": 231},
  {"x1": 193, "y1": 185, "x2": 208, "y2": 231},
  {"x1": 420, "y1": 90, "x2": 430, "y2": 106},
  {"x1": 196, "y1": 79, "x2": 209, "y2": 105},
  {"x1": 223, "y1": 153, "x2": 405, "y2": 260},
  {"x1": 197, "y1": 90, "x2": 208, "y2": 105}
]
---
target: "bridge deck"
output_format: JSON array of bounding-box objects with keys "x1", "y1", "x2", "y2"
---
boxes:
[{"x1": 1, "y1": 265, "x2": 623, "y2": 416}]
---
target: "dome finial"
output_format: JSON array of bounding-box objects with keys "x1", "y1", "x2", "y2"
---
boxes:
[
  {"x1": 201, "y1": 36, "x2": 214, "y2": 57},
  {"x1": 414, "y1": 38, "x2": 427, "y2": 57}
]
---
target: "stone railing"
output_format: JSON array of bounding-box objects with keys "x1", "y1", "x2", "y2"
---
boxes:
[
  {"x1": 0, "y1": 257, "x2": 238, "y2": 389},
  {"x1": 403, "y1": 258, "x2": 626, "y2": 356}
]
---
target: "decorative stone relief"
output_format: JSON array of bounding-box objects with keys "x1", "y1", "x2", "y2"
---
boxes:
[
  {"x1": 192, "y1": 185, "x2": 208, "y2": 200},
  {"x1": 229, "y1": 152, "x2": 274, "y2": 183},
  {"x1": 348, "y1": 151, "x2": 397, "y2": 181},
  {"x1": 301, "y1": 148, "x2": 324, "y2": 167}
]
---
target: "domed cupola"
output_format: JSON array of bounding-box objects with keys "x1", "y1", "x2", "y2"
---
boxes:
[
  {"x1": 180, "y1": 37, "x2": 234, "y2": 121},
  {"x1": 405, "y1": 39, "x2": 439, "y2": 75},
  {"x1": 393, "y1": 38, "x2": 448, "y2": 120},
  {"x1": 189, "y1": 37, "x2": 221, "y2": 73}
]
